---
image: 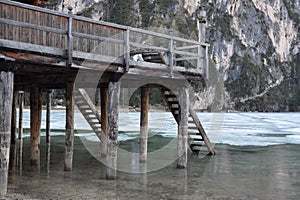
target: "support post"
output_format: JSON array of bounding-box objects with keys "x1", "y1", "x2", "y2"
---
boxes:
[
  {"x1": 46, "y1": 90, "x2": 52, "y2": 143},
  {"x1": 46, "y1": 143, "x2": 51, "y2": 175},
  {"x1": 64, "y1": 81, "x2": 74, "y2": 171},
  {"x1": 177, "y1": 87, "x2": 189, "y2": 169},
  {"x1": 18, "y1": 91, "x2": 24, "y2": 139},
  {"x1": 168, "y1": 30, "x2": 174, "y2": 77},
  {"x1": 95, "y1": 88, "x2": 101, "y2": 107},
  {"x1": 30, "y1": 84, "x2": 42, "y2": 166},
  {"x1": 205, "y1": 46, "x2": 209, "y2": 80},
  {"x1": 16, "y1": 139, "x2": 23, "y2": 173},
  {"x1": 0, "y1": 71, "x2": 14, "y2": 196},
  {"x1": 101, "y1": 87, "x2": 108, "y2": 158},
  {"x1": 106, "y1": 82, "x2": 120, "y2": 180},
  {"x1": 124, "y1": 29, "x2": 130, "y2": 72},
  {"x1": 140, "y1": 87, "x2": 149, "y2": 163},
  {"x1": 11, "y1": 90, "x2": 18, "y2": 144}
]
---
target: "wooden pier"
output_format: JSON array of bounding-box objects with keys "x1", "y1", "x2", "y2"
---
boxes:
[{"x1": 0, "y1": 0, "x2": 215, "y2": 196}]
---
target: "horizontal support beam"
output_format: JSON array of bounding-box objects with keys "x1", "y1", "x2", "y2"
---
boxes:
[
  {"x1": 0, "y1": 18, "x2": 67, "y2": 34},
  {"x1": 73, "y1": 51, "x2": 123, "y2": 65},
  {"x1": 0, "y1": 39, "x2": 65, "y2": 56}
]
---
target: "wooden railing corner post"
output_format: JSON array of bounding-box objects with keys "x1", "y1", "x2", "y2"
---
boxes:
[
  {"x1": 168, "y1": 29, "x2": 174, "y2": 78},
  {"x1": 205, "y1": 46, "x2": 209, "y2": 80},
  {"x1": 67, "y1": 6, "x2": 73, "y2": 67},
  {"x1": 124, "y1": 29, "x2": 130, "y2": 72}
]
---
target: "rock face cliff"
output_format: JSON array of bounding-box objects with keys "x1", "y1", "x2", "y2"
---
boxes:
[
  {"x1": 205, "y1": 0, "x2": 299, "y2": 111},
  {"x1": 32, "y1": 0, "x2": 299, "y2": 111}
]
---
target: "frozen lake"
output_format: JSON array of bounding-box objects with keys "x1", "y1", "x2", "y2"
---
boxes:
[{"x1": 18, "y1": 109, "x2": 300, "y2": 146}]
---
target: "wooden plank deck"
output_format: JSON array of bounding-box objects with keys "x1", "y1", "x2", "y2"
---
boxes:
[{"x1": 0, "y1": 0, "x2": 209, "y2": 86}]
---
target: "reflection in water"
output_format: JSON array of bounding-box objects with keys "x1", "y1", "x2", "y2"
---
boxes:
[
  {"x1": 46, "y1": 143, "x2": 51, "y2": 176},
  {"x1": 7, "y1": 136, "x2": 300, "y2": 199},
  {"x1": 16, "y1": 139, "x2": 23, "y2": 174},
  {"x1": 9, "y1": 142, "x2": 16, "y2": 172}
]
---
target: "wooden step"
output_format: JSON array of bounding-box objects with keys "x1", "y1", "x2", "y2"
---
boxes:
[
  {"x1": 192, "y1": 138, "x2": 204, "y2": 142},
  {"x1": 164, "y1": 93, "x2": 176, "y2": 97},
  {"x1": 188, "y1": 126, "x2": 198, "y2": 130},
  {"x1": 74, "y1": 88, "x2": 102, "y2": 140},
  {"x1": 166, "y1": 100, "x2": 178, "y2": 104},
  {"x1": 88, "y1": 121, "x2": 101, "y2": 126}
]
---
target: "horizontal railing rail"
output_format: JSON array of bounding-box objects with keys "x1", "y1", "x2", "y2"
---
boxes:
[{"x1": 0, "y1": 0, "x2": 209, "y2": 77}]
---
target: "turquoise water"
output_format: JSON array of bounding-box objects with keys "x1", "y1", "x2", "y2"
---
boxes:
[
  {"x1": 7, "y1": 110, "x2": 300, "y2": 199},
  {"x1": 8, "y1": 136, "x2": 300, "y2": 199}
]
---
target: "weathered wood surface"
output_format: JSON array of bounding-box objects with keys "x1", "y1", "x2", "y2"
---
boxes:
[
  {"x1": 189, "y1": 107, "x2": 216, "y2": 155},
  {"x1": 0, "y1": 0, "x2": 209, "y2": 77},
  {"x1": 16, "y1": 139, "x2": 22, "y2": 172},
  {"x1": 30, "y1": 84, "x2": 42, "y2": 165},
  {"x1": 106, "y1": 82, "x2": 120, "y2": 180},
  {"x1": 77, "y1": 88, "x2": 101, "y2": 121},
  {"x1": 65, "y1": 81, "x2": 74, "y2": 171},
  {"x1": 18, "y1": 91, "x2": 24, "y2": 139},
  {"x1": 177, "y1": 88, "x2": 189, "y2": 169},
  {"x1": 0, "y1": 71, "x2": 14, "y2": 196},
  {"x1": 101, "y1": 87, "x2": 108, "y2": 158},
  {"x1": 140, "y1": 87, "x2": 149, "y2": 163}
]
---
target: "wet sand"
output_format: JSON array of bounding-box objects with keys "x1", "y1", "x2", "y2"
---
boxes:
[{"x1": 6, "y1": 135, "x2": 300, "y2": 199}]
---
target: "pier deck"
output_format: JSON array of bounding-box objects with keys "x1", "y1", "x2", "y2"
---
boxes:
[{"x1": 0, "y1": 0, "x2": 215, "y2": 196}]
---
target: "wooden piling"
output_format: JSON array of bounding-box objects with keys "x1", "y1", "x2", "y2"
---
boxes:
[
  {"x1": 16, "y1": 139, "x2": 23, "y2": 173},
  {"x1": 18, "y1": 91, "x2": 24, "y2": 139},
  {"x1": 64, "y1": 82, "x2": 74, "y2": 171},
  {"x1": 46, "y1": 143, "x2": 51, "y2": 175},
  {"x1": 30, "y1": 84, "x2": 42, "y2": 165},
  {"x1": 140, "y1": 87, "x2": 149, "y2": 163},
  {"x1": 106, "y1": 82, "x2": 120, "y2": 180},
  {"x1": 101, "y1": 87, "x2": 108, "y2": 158},
  {"x1": 0, "y1": 71, "x2": 14, "y2": 196},
  {"x1": 46, "y1": 90, "x2": 52, "y2": 143},
  {"x1": 177, "y1": 87, "x2": 189, "y2": 169},
  {"x1": 9, "y1": 141, "x2": 16, "y2": 171},
  {"x1": 11, "y1": 90, "x2": 18, "y2": 144}
]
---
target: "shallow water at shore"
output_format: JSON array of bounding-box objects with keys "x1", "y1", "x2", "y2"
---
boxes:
[{"x1": 6, "y1": 135, "x2": 300, "y2": 199}]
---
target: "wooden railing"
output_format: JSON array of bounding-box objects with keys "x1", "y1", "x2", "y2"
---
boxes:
[{"x1": 0, "y1": 0, "x2": 209, "y2": 76}]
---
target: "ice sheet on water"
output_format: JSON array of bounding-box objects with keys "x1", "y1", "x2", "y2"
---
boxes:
[{"x1": 17, "y1": 109, "x2": 300, "y2": 146}]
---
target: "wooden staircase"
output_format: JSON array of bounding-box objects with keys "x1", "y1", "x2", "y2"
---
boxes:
[
  {"x1": 161, "y1": 88, "x2": 216, "y2": 155},
  {"x1": 74, "y1": 89, "x2": 102, "y2": 140}
]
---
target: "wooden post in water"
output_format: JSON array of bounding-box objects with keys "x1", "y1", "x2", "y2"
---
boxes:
[
  {"x1": 16, "y1": 139, "x2": 23, "y2": 173},
  {"x1": 11, "y1": 90, "x2": 18, "y2": 144},
  {"x1": 177, "y1": 87, "x2": 189, "y2": 168},
  {"x1": 106, "y1": 82, "x2": 120, "y2": 180},
  {"x1": 101, "y1": 87, "x2": 108, "y2": 158},
  {"x1": 18, "y1": 91, "x2": 24, "y2": 139},
  {"x1": 140, "y1": 87, "x2": 149, "y2": 163},
  {"x1": 30, "y1": 84, "x2": 42, "y2": 165},
  {"x1": 0, "y1": 71, "x2": 14, "y2": 196},
  {"x1": 64, "y1": 82, "x2": 74, "y2": 171},
  {"x1": 46, "y1": 90, "x2": 52, "y2": 143}
]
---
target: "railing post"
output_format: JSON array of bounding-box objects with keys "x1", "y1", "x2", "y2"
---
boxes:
[
  {"x1": 67, "y1": 6, "x2": 73, "y2": 67},
  {"x1": 124, "y1": 29, "x2": 130, "y2": 72},
  {"x1": 197, "y1": 45, "x2": 201, "y2": 71},
  {"x1": 205, "y1": 46, "x2": 209, "y2": 80},
  {"x1": 168, "y1": 29, "x2": 174, "y2": 78}
]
